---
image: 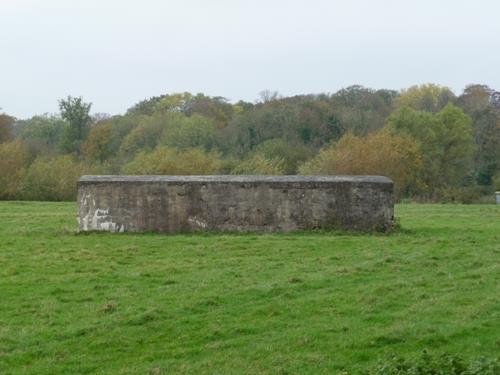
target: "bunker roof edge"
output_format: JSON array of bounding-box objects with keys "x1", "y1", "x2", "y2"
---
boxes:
[{"x1": 78, "y1": 175, "x2": 393, "y2": 184}]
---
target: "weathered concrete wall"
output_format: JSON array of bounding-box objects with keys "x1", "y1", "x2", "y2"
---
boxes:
[{"x1": 77, "y1": 175, "x2": 394, "y2": 233}]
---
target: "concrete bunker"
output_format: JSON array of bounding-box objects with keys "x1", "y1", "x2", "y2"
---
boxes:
[{"x1": 77, "y1": 175, "x2": 394, "y2": 233}]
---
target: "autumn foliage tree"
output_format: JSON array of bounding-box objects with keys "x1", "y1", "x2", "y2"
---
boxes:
[
  {"x1": 82, "y1": 122, "x2": 113, "y2": 162},
  {"x1": 299, "y1": 130, "x2": 423, "y2": 198},
  {"x1": 0, "y1": 85, "x2": 498, "y2": 202}
]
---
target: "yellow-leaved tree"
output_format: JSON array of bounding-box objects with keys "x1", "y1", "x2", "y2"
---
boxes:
[
  {"x1": 82, "y1": 122, "x2": 113, "y2": 162},
  {"x1": 298, "y1": 129, "x2": 424, "y2": 198}
]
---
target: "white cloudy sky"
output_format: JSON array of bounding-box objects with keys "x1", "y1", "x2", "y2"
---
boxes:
[{"x1": 1, "y1": 0, "x2": 499, "y2": 118}]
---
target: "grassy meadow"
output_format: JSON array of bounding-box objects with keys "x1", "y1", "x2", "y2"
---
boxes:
[{"x1": 0, "y1": 202, "x2": 499, "y2": 374}]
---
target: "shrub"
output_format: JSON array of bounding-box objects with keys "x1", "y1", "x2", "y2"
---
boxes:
[
  {"x1": 20, "y1": 155, "x2": 99, "y2": 201},
  {"x1": 121, "y1": 147, "x2": 224, "y2": 175},
  {"x1": 252, "y1": 138, "x2": 311, "y2": 174},
  {"x1": 231, "y1": 154, "x2": 285, "y2": 175},
  {"x1": 0, "y1": 140, "x2": 32, "y2": 199},
  {"x1": 493, "y1": 172, "x2": 500, "y2": 191},
  {"x1": 437, "y1": 186, "x2": 484, "y2": 204},
  {"x1": 298, "y1": 129, "x2": 424, "y2": 198},
  {"x1": 362, "y1": 351, "x2": 499, "y2": 375}
]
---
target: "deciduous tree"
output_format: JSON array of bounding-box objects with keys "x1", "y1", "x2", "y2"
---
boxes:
[
  {"x1": 298, "y1": 130, "x2": 424, "y2": 198},
  {"x1": 395, "y1": 84, "x2": 456, "y2": 113},
  {"x1": 457, "y1": 84, "x2": 500, "y2": 185},
  {"x1": 82, "y1": 122, "x2": 113, "y2": 162},
  {"x1": 58, "y1": 96, "x2": 92, "y2": 154},
  {"x1": 15, "y1": 115, "x2": 66, "y2": 153},
  {"x1": 388, "y1": 104, "x2": 474, "y2": 192},
  {"x1": 0, "y1": 113, "x2": 15, "y2": 143},
  {"x1": 161, "y1": 114, "x2": 217, "y2": 151}
]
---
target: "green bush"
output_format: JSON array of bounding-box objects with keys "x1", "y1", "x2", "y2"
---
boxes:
[
  {"x1": 0, "y1": 140, "x2": 32, "y2": 200},
  {"x1": 252, "y1": 138, "x2": 311, "y2": 174},
  {"x1": 362, "y1": 352, "x2": 499, "y2": 375},
  {"x1": 20, "y1": 155, "x2": 99, "y2": 201},
  {"x1": 437, "y1": 186, "x2": 483, "y2": 204},
  {"x1": 231, "y1": 154, "x2": 285, "y2": 175},
  {"x1": 121, "y1": 146, "x2": 224, "y2": 175}
]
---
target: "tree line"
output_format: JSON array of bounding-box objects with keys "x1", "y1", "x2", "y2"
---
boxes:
[{"x1": 1, "y1": 84, "x2": 499, "y2": 202}]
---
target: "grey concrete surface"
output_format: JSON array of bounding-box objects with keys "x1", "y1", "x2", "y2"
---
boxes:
[{"x1": 77, "y1": 175, "x2": 394, "y2": 233}]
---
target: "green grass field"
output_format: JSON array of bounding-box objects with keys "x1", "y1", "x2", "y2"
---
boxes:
[{"x1": 0, "y1": 202, "x2": 499, "y2": 374}]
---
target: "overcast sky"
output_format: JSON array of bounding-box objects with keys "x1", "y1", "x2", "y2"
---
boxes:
[{"x1": 1, "y1": 0, "x2": 499, "y2": 118}]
